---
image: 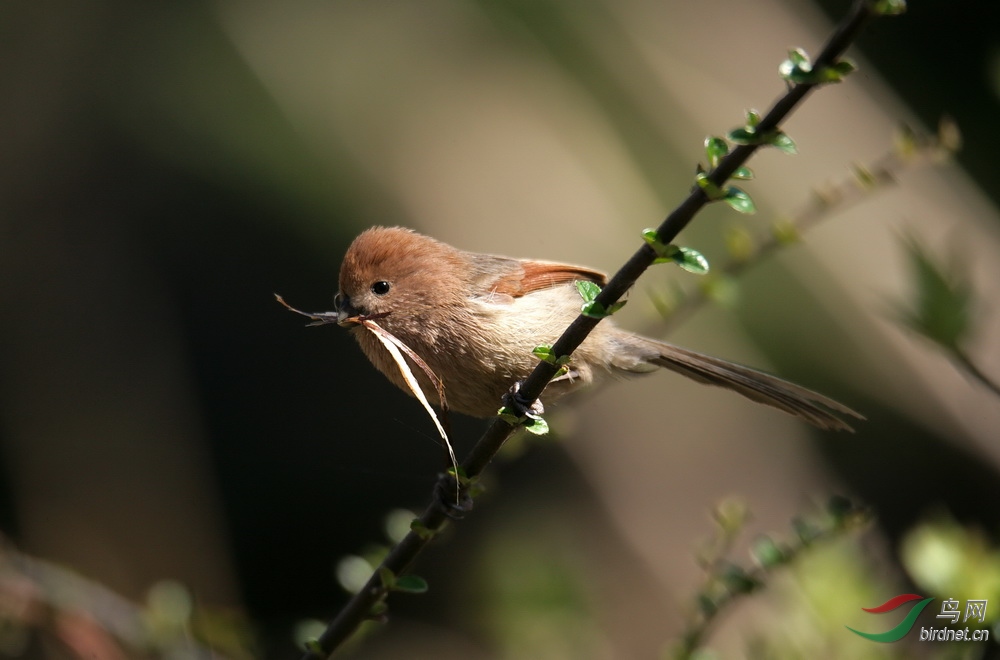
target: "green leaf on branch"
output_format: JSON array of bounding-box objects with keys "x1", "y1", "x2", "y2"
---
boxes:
[
  {"x1": 788, "y1": 47, "x2": 810, "y2": 69},
  {"x1": 523, "y1": 415, "x2": 550, "y2": 436},
  {"x1": 378, "y1": 567, "x2": 397, "y2": 590},
  {"x1": 745, "y1": 108, "x2": 762, "y2": 128},
  {"x1": 727, "y1": 124, "x2": 796, "y2": 154},
  {"x1": 643, "y1": 229, "x2": 710, "y2": 274},
  {"x1": 732, "y1": 166, "x2": 754, "y2": 180},
  {"x1": 575, "y1": 280, "x2": 600, "y2": 303},
  {"x1": 695, "y1": 171, "x2": 726, "y2": 200},
  {"x1": 696, "y1": 161, "x2": 756, "y2": 212},
  {"x1": 445, "y1": 464, "x2": 472, "y2": 487},
  {"x1": 778, "y1": 48, "x2": 812, "y2": 83},
  {"x1": 826, "y1": 59, "x2": 858, "y2": 82},
  {"x1": 497, "y1": 406, "x2": 521, "y2": 425},
  {"x1": 532, "y1": 345, "x2": 570, "y2": 367},
  {"x1": 581, "y1": 299, "x2": 625, "y2": 319},
  {"x1": 497, "y1": 404, "x2": 551, "y2": 436},
  {"x1": 392, "y1": 575, "x2": 429, "y2": 594},
  {"x1": 367, "y1": 600, "x2": 388, "y2": 622},
  {"x1": 727, "y1": 127, "x2": 757, "y2": 144},
  {"x1": 410, "y1": 518, "x2": 437, "y2": 541},
  {"x1": 779, "y1": 47, "x2": 856, "y2": 84},
  {"x1": 667, "y1": 246, "x2": 709, "y2": 274},
  {"x1": 704, "y1": 136, "x2": 729, "y2": 168},
  {"x1": 768, "y1": 131, "x2": 798, "y2": 154},
  {"x1": 575, "y1": 280, "x2": 625, "y2": 318},
  {"x1": 723, "y1": 187, "x2": 756, "y2": 214}
]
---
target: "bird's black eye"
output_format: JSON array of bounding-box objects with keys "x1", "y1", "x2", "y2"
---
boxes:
[{"x1": 370, "y1": 281, "x2": 391, "y2": 296}]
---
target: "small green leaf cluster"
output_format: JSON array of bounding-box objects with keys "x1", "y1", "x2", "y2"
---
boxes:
[
  {"x1": 378, "y1": 567, "x2": 429, "y2": 595},
  {"x1": 330, "y1": 508, "x2": 435, "y2": 632},
  {"x1": 696, "y1": 108, "x2": 801, "y2": 217},
  {"x1": 695, "y1": 166, "x2": 756, "y2": 216},
  {"x1": 642, "y1": 229, "x2": 710, "y2": 274},
  {"x1": 671, "y1": 497, "x2": 870, "y2": 659},
  {"x1": 356, "y1": 567, "x2": 429, "y2": 626},
  {"x1": 521, "y1": 416, "x2": 549, "y2": 435},
  {"x1": 727, "y1": 109, "x2": 797, "y2": 155},
  {"x1": 574, "y1": 280, "x2": 626, "y2": 319},
  {"x1": 409, "y1": 518, "x2": 438, "y2": 541},
  {"x1": 778, "y1": 47, "x2": 856, "y2": 85},
  {"x1": 327, "y1": 565, "x2": 427, "y2": 630},
  {"x1": 497, "y1": 402, "x2": 550, "y2": 436},
  {"x1": 703, "y1": 136, "x2": 754, "y2": 179},
  {"x1": 532, "y1": 345, "x2": 570, "y2": 378},
  {"x1": 750, "y1": 496, "x2": 866, "y2": 569},
  {"x1": 444, "y1": 465, "x2": 485, "y2": 500}
]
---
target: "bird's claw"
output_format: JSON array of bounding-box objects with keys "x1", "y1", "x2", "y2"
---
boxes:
[
  {"x1": 501, "y1": 381, "x2": 545, "y2": 421},
  {"x1": 435, "y1": 473, "x2": 474, "y2": 519}
]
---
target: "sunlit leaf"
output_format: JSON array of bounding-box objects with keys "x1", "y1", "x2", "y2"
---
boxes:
[
  {"x1": 523, "y1": 416, "x2": 550, "y2": 436},
  {"x1": 704, "y1": 136, "x2": 729, "y2": 168},
  {"x1": 575, "y1": 280, "x2": 601, "y2": 302},
  {"x1": 768, "y1": 131, "x2": 798, "y2": 154},
  {"x1": 695, "y1": 171, "x2": 726, "y2": 200},
  {"x1": 723, "y1": 187, "x2": 756, "y2": 214},
  {"x1": 667, "y1": 246, "x2": 710, "y2": 274},
  {"x1": 727, "y1": 127, "x2": 757, "y2": 145}
]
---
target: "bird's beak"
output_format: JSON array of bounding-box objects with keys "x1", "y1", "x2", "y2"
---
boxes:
[{"x1": 334, "y1": 292, "x2": 358, "y2": 326}]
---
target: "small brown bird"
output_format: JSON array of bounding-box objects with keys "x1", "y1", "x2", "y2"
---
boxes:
[{"x1": 334, "y1": 226, "x2": 861, "y2": 431}]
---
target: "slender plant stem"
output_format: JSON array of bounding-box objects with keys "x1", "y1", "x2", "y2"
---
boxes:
[
  {"x1": 673, "y1": 499, "x2": 870, "y2": 659},
  {"x1": 952, "y1": 347, "x2": 1000, "y2": 398},
  {"x1": 302, "y1": 2, "x2": 885, "y2": 657},
  {"x1": 658, "y1": 128, "x2": 955, "y2": 333}
]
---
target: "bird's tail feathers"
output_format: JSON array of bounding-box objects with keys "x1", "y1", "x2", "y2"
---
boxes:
[{"x1": 613, "y1": 334, "x2": 862, "y2": 432}]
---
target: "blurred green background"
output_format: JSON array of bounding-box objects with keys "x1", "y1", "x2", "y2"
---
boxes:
[{"x1": 1, "y1": 0, "x2": 999, "y2": 658}]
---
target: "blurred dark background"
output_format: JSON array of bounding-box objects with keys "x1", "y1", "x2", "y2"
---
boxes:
[{"x1": 1, "y1": 1, "x2": 999, "y2": 658}]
